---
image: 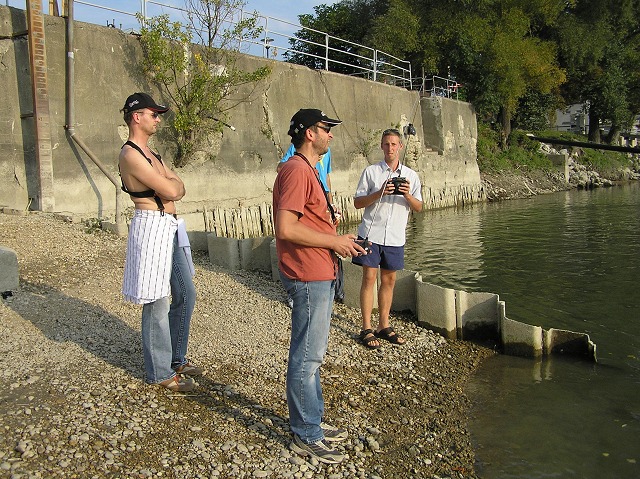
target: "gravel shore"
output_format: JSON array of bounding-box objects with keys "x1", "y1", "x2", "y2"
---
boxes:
[{"x1": 0, "y1": 212, "x2": 494, "y2": 479}]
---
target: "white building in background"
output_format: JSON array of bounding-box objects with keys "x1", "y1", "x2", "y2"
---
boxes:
[
  {"x1": 554, "y1": 104, "x2": 588, "y2": 134},
  {"x1": 554, "y1": 105, "x2": 639, "y2": 145}
]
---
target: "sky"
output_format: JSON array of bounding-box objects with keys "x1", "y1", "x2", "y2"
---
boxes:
[
  {"x1": 9, "y1": 1, "x2": 338, "y2": 32},
  {"x1": 7, "y1": 0, "x2": 340, "y2": 58}
]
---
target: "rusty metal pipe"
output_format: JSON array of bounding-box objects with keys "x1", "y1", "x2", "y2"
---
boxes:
[{"x1": 64, "y1": 0, "x2": 123, "y2": 227}]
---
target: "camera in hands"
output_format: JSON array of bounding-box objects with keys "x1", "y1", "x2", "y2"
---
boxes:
[
  {"x1": 355, "y1": 238, "x2": 371, "y2": 255},
  {"x1": 389, "y1": 176, "x2": 407, "y2": 195}
]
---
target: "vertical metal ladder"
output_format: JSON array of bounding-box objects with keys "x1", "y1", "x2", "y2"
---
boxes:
[{"x1": 27, "y1": 0, "x2": 55, "y2": 212}]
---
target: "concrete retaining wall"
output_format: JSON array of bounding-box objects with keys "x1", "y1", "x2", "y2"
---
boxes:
[
  {"x1": 207, "y1": 236, "x2": 597, "y2": 360},
  {"x1": 1, "y1": 6, "x2": 484, "y2": 239}
]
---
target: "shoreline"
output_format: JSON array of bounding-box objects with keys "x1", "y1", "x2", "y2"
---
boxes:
[{"x1": 0, "y1": 212, "x2": 495, "y2": 478}]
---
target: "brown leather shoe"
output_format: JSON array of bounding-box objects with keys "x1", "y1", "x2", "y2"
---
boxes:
[
  {"x1": 158, "y1": 375, "x2": 195, "y2": 392},
  {"x1": 174, "y1": 362, "x2": 204, "y2": 377}
]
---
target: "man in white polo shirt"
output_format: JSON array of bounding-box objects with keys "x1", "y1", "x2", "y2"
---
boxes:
[{"x1": 352, "y1": 128, "x2": 423, "y2": 349}]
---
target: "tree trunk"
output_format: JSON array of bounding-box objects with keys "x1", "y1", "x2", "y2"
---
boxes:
[
  {"x1": 605, "y1": 123, "x2": 621, "y2": 145},
  {"x1": 588, "y1": 110, "x2": 601, "y2": 143},
  {"x1": 499, "y1": 106, "x2": 511, "y2": 150}
]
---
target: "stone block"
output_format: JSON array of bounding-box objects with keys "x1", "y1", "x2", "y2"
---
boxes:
[
  {"x1": 207, "y1": 235, "x2": 240, "y2": 271},
  {"x1": 391, "y1": 269, "x2": 418, "y2": 313},
  {"x1": 456, "y1": 290, "x2": 500, "y2": 341},
  {"x1": 501, "y1": 316, "x2": 543, "y2": 358},
  {"x1": 416, "y1": 280, "x2": 456, "y2": 339},
  {"x1": 0, "y1": 246, "x2": 19, "y2": 293},
  {"x1": 270, "y1": 239, "x2": 279, "y2": 281},
  {"x1": 544, "y1": 328, "x2": 597, "y2": 360},
  {"x1": 102, "y1": 221, "x2": 128, "y2": 237},
  {"x1": 342, "y1": 260, "x2": 375, "y2": 310},
  {"x1": 239, "y1": 236, "x2": 273, "y2": 272}
]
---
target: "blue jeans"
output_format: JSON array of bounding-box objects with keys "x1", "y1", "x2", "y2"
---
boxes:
[
  {"x1": 142, "y1": 234, "x2": 196, "y2": 383},
  {"x1": 280, "y1": 273, "x2": 335, "y2": 443}
]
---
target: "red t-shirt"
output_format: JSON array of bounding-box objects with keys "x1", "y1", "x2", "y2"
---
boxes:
[{"x1": 273, "y1": 155, "x2": 337, "y2": 281}]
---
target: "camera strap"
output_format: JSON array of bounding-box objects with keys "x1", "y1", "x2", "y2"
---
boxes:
[{"x1": 294, "y1": 153, "x2": 337, "y2": 224}]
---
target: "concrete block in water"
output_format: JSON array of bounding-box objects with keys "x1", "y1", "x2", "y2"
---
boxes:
[
  {"x1": 456, "y1": 290, "x2": 500, "y2": 341},
  {"x1": 0, "y1": 246, "x2": 18, "y2": 293},
  {"x1": 501, "y1": 316, "x2": 543, "y2": 358},
  {"x1": 416, "y1": 280, "x2": 456, "y2": 339},
  {"x1": 544, "y1": 328, "x2": 597, "y2": 360}
]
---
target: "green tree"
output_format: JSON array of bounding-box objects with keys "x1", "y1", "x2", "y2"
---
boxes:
[
  {"x1": 290, "y1": 0, "x2": 568, "y2": 148},
  {"x1": 434, "y1": 1, "x2": 568, "y2": 148},
  {"x1": 554, "y1": 0, "x2": 640, "y2": 144},
  {"x1": 138, "y1": 0, "x2": 270, "y2": 166},
  {"x1": 284, "y1": 0, "x2": 388, "y2": 76}
]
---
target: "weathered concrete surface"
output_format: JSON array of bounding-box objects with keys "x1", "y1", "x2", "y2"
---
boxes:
[
  {"x1": 1, "y1": 6, "x2": 484, "y2": 234},
  {"x1": 416, "y1": 280, "x2": 457, "y2": 340},
  {"x1": 0, "y1": 246, "x2": 19, "y2": 293},
  {"x1": 501, "y1": 316, "x2": 544, "y2": 358}
]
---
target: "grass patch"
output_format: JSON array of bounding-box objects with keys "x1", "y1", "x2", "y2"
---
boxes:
[{"x1": 478, "y1": 123, "x2": 633, "y2": 176}]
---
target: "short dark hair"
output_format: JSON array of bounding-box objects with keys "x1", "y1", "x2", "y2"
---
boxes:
[
  {"x1": 381, "y1": 128, "x2": 402, "y2": 141},
  {"x1": 123, "y1": 111, "x2": 134, "y2": 126},
  {"x1": 291, "y1": 134, "x2": 305, "y2": 149}
]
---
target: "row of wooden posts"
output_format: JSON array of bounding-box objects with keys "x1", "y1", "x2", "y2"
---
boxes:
[{"x1": 204, "y1": 195, "x2": 366, "y2": 239}]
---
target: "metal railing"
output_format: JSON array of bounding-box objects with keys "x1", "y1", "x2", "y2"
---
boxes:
[
  {"x1": 8, "y1": 0, "x2": 413, "y2": 88},
  {"x1": 415, "y1": 75, "x2": 461, "y2": 100}
]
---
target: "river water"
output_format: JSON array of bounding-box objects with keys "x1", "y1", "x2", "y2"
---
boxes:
[{"x1": 402, "y1": 183, "x2": 640, "y2": 479}]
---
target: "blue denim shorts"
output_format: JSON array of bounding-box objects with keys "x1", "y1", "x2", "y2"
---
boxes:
[{"x1": 351, "y1": 238, "x2": 404, "y2": 271}]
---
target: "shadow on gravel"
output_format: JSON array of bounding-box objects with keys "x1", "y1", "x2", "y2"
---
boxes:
[
  {"x1": 7, "y1": 281, "x2": 144, "y2": 379},
  {"x1": 181, "y1": 374, "x2": 292, "y2": 447}
]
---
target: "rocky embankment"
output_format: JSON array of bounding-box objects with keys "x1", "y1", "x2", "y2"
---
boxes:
[
  {"x1": 0, "y1": 212, "x2": 495, "y2": 479},
  {"x1": 481, "y1": 146, "x2": 639, "y2": 201}
]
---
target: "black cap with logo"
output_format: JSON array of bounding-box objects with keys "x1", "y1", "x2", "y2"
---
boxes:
[
  {"x1": 288, "y1": 109, "x2": 342, "y2": 137},
  {"x1": 121, "y1": 92, "x2": 169, "y2": 114}
]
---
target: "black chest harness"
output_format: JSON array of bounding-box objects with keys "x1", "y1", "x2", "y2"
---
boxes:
[{"x1": 120, "y1": 140, "x2": 165, "y2": 212}]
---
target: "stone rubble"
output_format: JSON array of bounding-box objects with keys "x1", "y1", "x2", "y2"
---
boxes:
[{"x1": 0, "y1": 212, "x2": 494, "y2": 479}]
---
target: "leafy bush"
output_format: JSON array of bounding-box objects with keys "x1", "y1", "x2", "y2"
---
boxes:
[{"x1": 477, "y1": 123, "x2": 552, "y2": 171}]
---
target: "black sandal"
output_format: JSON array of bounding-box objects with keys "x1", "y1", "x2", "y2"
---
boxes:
[
  {"x1": 374, "y1": 327, "x2": 406, "y2": 345},
  {"x1": 359, "y1": 329, "x2": 381, "y2": 349}
]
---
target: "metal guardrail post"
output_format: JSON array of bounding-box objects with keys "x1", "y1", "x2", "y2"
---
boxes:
[
  {"x1": 373, "y1": 50, "x2": 377, "y2": 82},
  {"x1": 324, "y1": 33, "x2": 329, "y2": 71}
]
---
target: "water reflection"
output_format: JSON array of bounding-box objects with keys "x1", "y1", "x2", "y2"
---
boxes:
[
  {"x1": 405, "y1": 204, "x2": 485, "y2": 290},
  {"x1": 402, "y1": 183, "x2": 640, "y2": 479}
]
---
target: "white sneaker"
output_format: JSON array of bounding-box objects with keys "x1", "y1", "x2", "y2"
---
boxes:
[
  {"x1": 290, "y1": 434, "x2": 345, "y2": 464},
  {"x1": 321, "y1": 422, "x2": 348, "y2": 442}
]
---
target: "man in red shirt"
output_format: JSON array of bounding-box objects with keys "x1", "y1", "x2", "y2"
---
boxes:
[{"x1": 273, "y1": 109, "x2": 366, "y2": 464}]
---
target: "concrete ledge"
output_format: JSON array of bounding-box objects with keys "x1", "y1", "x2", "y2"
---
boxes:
[
  {"x1": 207, "y1": 235, "x2": 241, "y2": 271},
  {"x1": 270, "y1": 239, "x2": 279, "y2": 281},
  {"x1": 392, "y1": 269, "x2": 419, "y2": 313},
  {"x1": 206, "y1": 234, "x2": 598, "y2": 361},
  {"x1": 342, "y1": 260, "x2": 372, "y2": 310},
  {"x1": 456, "y1": 290, "x2": 500, "y2": 341},
  {"x1": 0, "y1": 246, "x2": 19, "y2": 292},
  {"x1": 416, "y1": 280, "x2": 456, "y2": 339},
  {"x1": 239, "y1": 236, "x2": 273, "y2": 271},
  {"x1": 1, "y1": 208, "x2": 27, "y2": 216},
  {"x1": 544, "y1": 328, "x2": 597, "y2": 360},
  {"x1": 501, "y1": 317, "x2": 543, "y2": 358}
]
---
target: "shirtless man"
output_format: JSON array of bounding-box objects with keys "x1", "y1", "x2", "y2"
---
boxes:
[{"x1": 119, "y1": 92, "x2": 202, "y2": 391}]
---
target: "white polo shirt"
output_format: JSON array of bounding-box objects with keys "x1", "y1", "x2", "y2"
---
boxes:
[{"x1": 354, "y1": 160, "x2": 422, "y2": 247}]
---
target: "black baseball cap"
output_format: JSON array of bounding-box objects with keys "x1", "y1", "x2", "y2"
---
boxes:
[
  {"x1": 288, "y1": 109, "x2": 342, "y2": 137},
  {"x1": 121, "y1": 92, "x2": 169, "y2": 114}
]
